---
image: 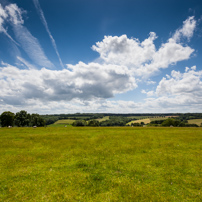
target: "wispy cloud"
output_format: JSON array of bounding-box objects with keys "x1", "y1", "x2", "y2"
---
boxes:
[
  {"x1": 13, "y1": 24, "x2": 54, "y2": 68},
  {"x1": 33, "y1": 0, "x2": 64, "y2": 68},
  {"x1": 0, "y1": 4, "x2": 19, "y2": 45},
  {"x1": 17, "y1": 56, "x2": 37, "y2": 69},
  {"x1": 4, "y1": 3, "x2": 54, "y2": 68},
  {"x1": 173, "y1": 16, "x2": 196, "y2": 42}
]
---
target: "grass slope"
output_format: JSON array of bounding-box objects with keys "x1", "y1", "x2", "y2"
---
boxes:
[
  {"x1": 127, "y1": 117, "x2": 167, "y2": 125},
  {"x1": 0, "y1": 127, "x2": 202, "y2": 201},
  {"x1": 188, "y1": 119, "x2": 202, "y2": 126},
  {"x1": 96, "y1": 116, "x2": 110, "y2": 122},
  {"x1": 127, "y1": 118, "x2": 151, "y2": 125},
  {"x1": 54, "y1": 119, "x2": 75, "y2": 125}
]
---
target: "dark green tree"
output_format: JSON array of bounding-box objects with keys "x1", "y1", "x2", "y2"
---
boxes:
[
  {"x1": 30, "y1": 114, "x2": 46, "y2": 127},
  {"x1": 72, "y1": 120, "x2": 87, "y2": 126},
  {"x1": 15, "y1": 110, "x2": 30, "y2": 127},
  {"x1": 161, "y1": 118, "x2": 180, "y2": 127},
  {"x1": 0, "y1": 111, "x2": 15, "y2": 127},
  {"x1": 87, "y1": 119, "x2": 99, "y2": 126}
]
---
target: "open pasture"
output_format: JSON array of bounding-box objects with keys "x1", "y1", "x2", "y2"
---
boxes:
[
  {"x1": 127, "y1": 118, "x2": 151, "y2": 125},
  {"x1": 54, "y1": 119, "x2": 75, "y2": 125},
  {"x1": 96, "y1": 116, "x2": 110, "y2": 122},
  {"x1": 0, "y1": 127, "x2": 202, "y2": 201},
  {"x1": 188, "y1": 119, "x2": 202, "y2": 126},
  {"x1": 127, "y1": 117, "x2": 167, "y2": 125}
]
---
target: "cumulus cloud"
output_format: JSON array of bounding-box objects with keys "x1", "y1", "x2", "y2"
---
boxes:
[
  {"x1": 92, "y1": 32, "x2": 157, "y2": 69},
  {"x1": 0, "y1": 14, "x2": 199, "y2": 113},
  {"x1": 134, "y1": 66, "x2": 202, "y2": 112},
  {"x1": 92, "y1": 17, "x2": 196, "y2": 78},
  {"x1": 0, "y1": 62, "x2": 136, "y2": 107},
  {"x1": 156, "y1": 66, "x2": 202, "y2": 97},
  {"x1": 141, "y1": 90, "x2": 154, "y2": 97}
]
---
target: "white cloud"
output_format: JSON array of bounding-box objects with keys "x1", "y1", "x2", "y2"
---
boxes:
[
  {"x1": 141, "y1": 90, "x2": 154, "y2": 97},
  {"x1": 0, "y1": 4, "x2": 19, "y2": 45},
  {"x1": 134, "y1": 66, "x2": 202, "y2": 112},
  {"x1": 0, "y1": 4, "x2": 7, "y2": 19},
  {"x1": 0, "y1": 15, "x2": 200, "y2": 113},
  {"x1": 13, "y1": 24, "x2": 54, "y2": 68},
  {"x1": 0, "y1": 3, "x2": 53, "y2": 68},
  {"x1": 156, "y1": 66, "x2": 202, "y2": 97},
  {"x1": 146, "y1": 80, "x2": 156, "y2": 85},
  {"x1": 173, "y1": 16, "x2": 196, "y2": 42},
  {"x1": 17, "y1": 56, "x2": 37, "y2": 69},
  {"x1": 0, "y1": 62, "x2": 136, "y2": 107},
  {"x1": 92, "y1": 17, "x2": 196, "y2": 78},
  {"x1": 32, "y1": 0, "x2": 64, "y2": 68},
  {"x1": 92, "y1": 32, "x2": 157, "y2": 69},
  {"x1": 5, "y1": 3, "x2": 24, "y2": 25}
]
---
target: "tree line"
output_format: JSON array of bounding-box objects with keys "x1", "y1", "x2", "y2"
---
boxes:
[{"x1": 0, "y1": 110, "x2": 45, "y2": 127}]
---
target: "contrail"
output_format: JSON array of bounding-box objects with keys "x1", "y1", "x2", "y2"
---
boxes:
[
  {"x1": 2, "y1": 27, "x2": 19, "y2": 46},
  {"x1": 33, "y1": 0, "x2": 64, "y2": 68}
]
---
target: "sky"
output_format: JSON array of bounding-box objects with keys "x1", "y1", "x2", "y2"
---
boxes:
[{"x1": 0, "y1": 0, "x2": 202, "y2": 114}]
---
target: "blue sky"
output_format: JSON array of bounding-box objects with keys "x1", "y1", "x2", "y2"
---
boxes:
[{"x1": 0, "y1": 0, "x2": 202, "y2": 114}]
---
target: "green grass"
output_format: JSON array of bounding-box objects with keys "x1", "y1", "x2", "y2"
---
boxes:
[
  {"x1": 0, "y1": 127, "x2": 202, "y2": 201},
  {"x1": 48, "y1": 124, "x2": 73, "y2": 127},
  {"x1": 188, "y1": 119, "x2": 202, "y2": 126}
]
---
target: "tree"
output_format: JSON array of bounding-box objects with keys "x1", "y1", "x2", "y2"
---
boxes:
[
  {"x1": 161, "y1": 118, "x2": 180, "y2": 127},
  {"x1": 87, "y1": 119, "x2": 99, "y2": 126},
  {"x1": 15, "y1": 110, "x2": 30, "y2": 127},
  {"x1": 72, "y1": 120, "x2": 87, "y2": 126},
  {"x1": 131, "y1": 122, "x2": 141, "y2": 126},
  {"x1": 0, "y1": 111, "x2": 15, "y2": 127},
  {"x1": 30, "y1": 114, "x2": 46, "y2": 127}
]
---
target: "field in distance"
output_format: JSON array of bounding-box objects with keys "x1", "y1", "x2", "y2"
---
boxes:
[
  {"x1": 51, "y1": 116, "x2": 110, "y2": 126},
  {"x1": 0, "y1": 127, "x2": 201, "y2": 201},
  {"x1": 188, "y1": 119, "x2": 202, "y2": 126},
  {"x1": 54, "y1": 119, "x2": 75, "y2": 125},
  {"x1": 127, "y1": 117, "x2": 168, "y2": 125},
  {"x1": 96, "y1": 116, "x2": 109, "y2": 122}
]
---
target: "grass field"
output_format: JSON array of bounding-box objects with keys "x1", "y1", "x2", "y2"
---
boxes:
[
  {"x1": 127, "y1": 117, "x2": 167, "y2": 125},
  {"x1": 188, "y1": 119, "x2": 202, "y2": 126},
  {"x1": 127, "y1": 118, "x2": 151, "y2": 125},
  {"x1": 0, "y1": 127, "x2": 202, "y2": 201},
  {"x1": 96, "y1": 116, "x2": 110, "y2": 122},
  {"x1": 54, "y1": 119, "x2": 75, "y2": 125}
]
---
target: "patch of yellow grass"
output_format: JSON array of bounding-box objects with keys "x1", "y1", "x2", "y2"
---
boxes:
[
  {"x1": 127, "y1": 118, "x2": 151, "y2": 125},
  {"x1": 96, "y1": 116, "x2": 110, "y2": 122},
  {"x1": 54, "y1": 119, "x2": 75, "y2": 124},
  {"x1": 188, "y1": 119, "x2": 202, "y2": 126}
]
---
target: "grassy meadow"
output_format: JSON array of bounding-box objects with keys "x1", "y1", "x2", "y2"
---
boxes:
[
  {"x1": 127, "y1": 117, "x2": 167, "y2": 125},
  {"x1": 188, "y1": 119, "x2": 202, "y2": 126},
  {"x1": 96, "y1": 116, "x2": 110, "y2": 122},
  {"x1": 0, "y1": 127, "x2": 202, "y2": 201},
  {"x1": 53, "y1": 119, "x2": 75, "y2": 125},
  {"x1": 127, "y1": 118, "x2": 151, "y2": 125}
]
